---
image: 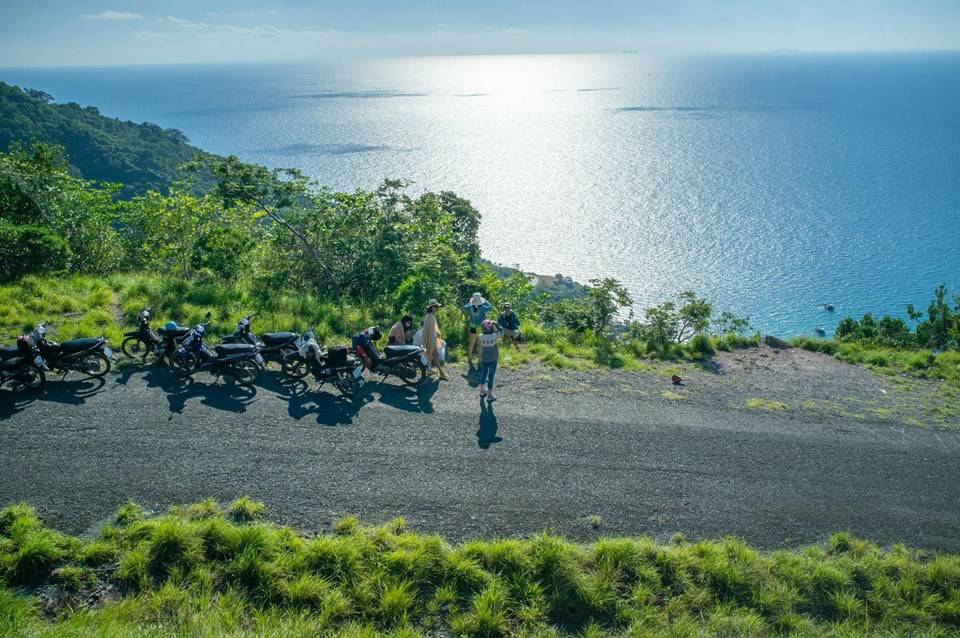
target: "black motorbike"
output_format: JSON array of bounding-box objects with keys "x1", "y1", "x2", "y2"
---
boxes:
[
  {"x1": 169, "y1": 315, "x2": 263, "y2": 386},
  {"x1": 0, "y1": 335, "x2": 47, "y2": 391},
  {"x1": 220, "y1": 314, "x2": 301, "y2": 372},
  {"x1": 291, "y1": 329, "x2": 365, "y2": 396},
  {"x1": 121, "y1": 307, "x2": 190, "y2": 362},
  {"x1": 32, "y1": 323, "x2": 115, "y2": 378},
  {"x1": 353, "y1": 329, "x2": 428, "y2": 388}
]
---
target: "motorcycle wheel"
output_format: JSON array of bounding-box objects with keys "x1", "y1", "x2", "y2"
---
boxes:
[
  {"x1": 334, "y1": 370, "x2": 359, "y2": 397},
  {"x1": 170, "y1": 352, "x2": 197, "y2": 378},
  {"x1": 17, "y1": 364, "x2": 46, "y2": 391},
  {"x1": 281, "y1": 353, "x2": 310, "y2": 379},
  {"x1": 79, "y1": 351, "x2": 111, "y2": 377},
  {"x1": 397, "y1": 360, "x2": 426, "y2": 387},
  {"x1": 229, "y1": 359, "x2": 260, "y2": 387},
  {"x1": 121, "y1": 336, "x2": 149, "y2": 361}
]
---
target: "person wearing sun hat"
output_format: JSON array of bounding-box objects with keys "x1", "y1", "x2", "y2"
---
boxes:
[
  {"x1": 463, "y1": 291, "x2": 492, "y2": 368},
  {"x1": 421, "y1": 298, "x2": 447, "y2": 380}
]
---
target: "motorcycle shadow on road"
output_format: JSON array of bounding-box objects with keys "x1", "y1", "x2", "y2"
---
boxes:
[
  {"x1": 255, "y1": 369, "x2": 371, "y2": 426},
  {"x1": 139, "y1": 366, "x2": 258, "y2": 416},
  {"x1": 1, "y1": 376, "x2": 107, "y2": 421}
]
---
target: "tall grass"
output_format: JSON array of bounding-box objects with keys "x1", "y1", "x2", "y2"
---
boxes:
[{"x1": 2, "y1": 500, "x2": 960, "y2": 637}]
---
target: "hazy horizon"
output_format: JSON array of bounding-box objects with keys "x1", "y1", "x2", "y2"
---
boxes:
[{"x1": 2, "y1": 1, "x2": 959, "y2": 67}]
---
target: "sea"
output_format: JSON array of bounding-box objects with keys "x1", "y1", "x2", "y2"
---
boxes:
[{"x1": 2, "y1": 52, "x2": 959, "y2": 337}]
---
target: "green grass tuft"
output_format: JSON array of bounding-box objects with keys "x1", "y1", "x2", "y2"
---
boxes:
[
  {"x1": 228, "y1": 497, "x2": 267, "y2": 523},
  {"x1": 745, "y1": 398, "x2": 789, "y2": 412}
]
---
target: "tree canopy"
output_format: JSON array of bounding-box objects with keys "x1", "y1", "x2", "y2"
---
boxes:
[{"x1": 0, "y1": 82, "x2": 204, "y2": 198}]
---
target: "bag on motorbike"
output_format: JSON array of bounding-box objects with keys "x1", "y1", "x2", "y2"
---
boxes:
[{"x1": 327, "y1": 346, "x2": 348, "y2": 366}]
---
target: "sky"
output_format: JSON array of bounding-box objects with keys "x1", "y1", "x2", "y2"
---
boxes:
[{"x1": 1, "y1": 1, "x2": 959, "y2": 67}]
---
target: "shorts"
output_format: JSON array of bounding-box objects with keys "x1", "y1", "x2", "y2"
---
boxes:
[
  {"x1": 469, "y1": 326, "x2": 478, "y2": 334},
  {"x1": 503, "y1": 329, "x2": 519, "y2": 339}
]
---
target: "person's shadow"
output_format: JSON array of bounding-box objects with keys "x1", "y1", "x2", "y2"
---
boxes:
[{"x1": 476, "y1": 399, "x2": 502, "y2": 449}]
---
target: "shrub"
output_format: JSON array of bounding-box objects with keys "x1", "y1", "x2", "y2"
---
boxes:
[
  {"x1": 835, "y1": 313, "x2": 914, "y2": 348},
  {"x1": 0, "y1": 221, "x2": 70, "y2": 282},
  {"x1": 686, "y1": 333, "x2": 716, "y2": 359}
]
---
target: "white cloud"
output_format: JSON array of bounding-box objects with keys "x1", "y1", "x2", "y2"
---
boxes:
[
  {"x1": 166, "y1": 16, "x2": 201, "y2": 28},
  {"x1": 81, "y1": 10, "x2": 143, "y2": 21}
]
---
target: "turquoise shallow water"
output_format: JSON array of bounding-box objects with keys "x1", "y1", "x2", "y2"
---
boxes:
[{"x1": 3, "y1": 53, "x2": 958, "y2": 336}]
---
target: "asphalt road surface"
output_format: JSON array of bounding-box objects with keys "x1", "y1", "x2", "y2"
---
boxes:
[{"x1": 2, "y1": 363, "x2": 959, "y2": 550}]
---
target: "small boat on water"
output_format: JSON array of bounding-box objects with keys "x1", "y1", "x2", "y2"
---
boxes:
[
  {"x1": 822, "y1": 303, "x2": 834, "y2": 312},
  {"x1": 814, "y1": 327, "x2": 827, "y2": 337}
]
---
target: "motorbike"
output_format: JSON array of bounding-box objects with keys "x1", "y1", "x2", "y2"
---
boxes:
[
  {"x1": 169, "y1": 314, "x2": 264, "y2": 386},
  {"x1": 32, "y1": 323, "x2": 115, "y2": 378},
  {"x1": 0, "y1": 335, "x2": 47, "y2": 391},
  {"x1": 120, "y1": 307, "x2": 191, "y2": 362},
  {"x1": 290, "y1": 329, "x2": 365, "y2": 396},
  {"x1": 220, "y1": 314, "x2": 302, "y2": 372},
  {"x1": 353, "y1": 330, "x2": 428, "y2": 388}
]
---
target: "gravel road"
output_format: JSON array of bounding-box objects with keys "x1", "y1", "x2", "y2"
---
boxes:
[{"x1": 2, "y1": 352, "x2": 959, "y2": 550}]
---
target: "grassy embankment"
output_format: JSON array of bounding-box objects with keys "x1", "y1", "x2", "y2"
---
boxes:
[
  {"x1": 3, "y1": 274, "x2": 958, "y2": 387},
  {"x1": 2, "y1": 500, "x2": 959, "y2": 637},
  {"x1": 0, "y1": 274, "x2": 755, "y2": 375}
]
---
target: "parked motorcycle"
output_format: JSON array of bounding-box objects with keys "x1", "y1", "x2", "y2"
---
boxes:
[
  {"x1": 0, "y1": 335, "x2": 47, "y2": 391},
  {"x1": 120, "y1": 307, "x2": 190, "y2": 362},
  {"x1": 32, "y1": 323, "x2": 115, "y2": 378},
  {"x1": 169, "y1": 314, "x2": 264, "y2": 386},
  {"x1": 290, "y1": 329, "x2": 364, "y2": 396},
  {"x1": 352, "y1": 327, "x2": 428, "y2": 388},
  {"x1": 221, "y1": 314, "x2": 301, "y2": 371}
]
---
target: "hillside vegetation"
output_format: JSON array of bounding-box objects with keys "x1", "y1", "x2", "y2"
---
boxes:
[
  {"x1": 2, "y1": 500, "x2": 959, "y2": 637},
  {"x1": 0, "y1": 82, "x2": 204, "y2": 197}
]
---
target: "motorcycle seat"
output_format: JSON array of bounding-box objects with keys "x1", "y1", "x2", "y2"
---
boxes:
[
  {"x1": 158, "y1": 326, "x2": 190, "y2": 338},
  {"x1": 261, "y1": 332, "x2": 296, "y2": 346},
  {"x1": 0, "y1": 345, "x2": 19, "y2": 361},
  {"x1": 0, "y1": 356, "x2": 24, "y2": 369},
  {"x1": 60, "y1": 337, "x2": 102, "y2": 353},
  {"x1": 384, "y1": 345, "x2": 421, "y2": 358},
  {"x1": 215, "y1": 343, "x2": 256, "y2": 357}
]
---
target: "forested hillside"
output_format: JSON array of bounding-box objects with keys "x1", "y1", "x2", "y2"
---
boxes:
[{"x1": 0, "y1": 82, "x2": 204, "y2": 197}]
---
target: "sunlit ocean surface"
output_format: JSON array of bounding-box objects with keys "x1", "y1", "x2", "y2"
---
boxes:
[{"x1": 3, "y1": 53, "x2": 959, "y2": 336}]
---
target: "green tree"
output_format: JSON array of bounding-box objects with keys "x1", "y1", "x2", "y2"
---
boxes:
[
  {"x1": 908, "y1": 284, "x2": 960, "y2": 351},
  {"x1": 634, "y1": 291, "x2": 713, "y2": 352},
  {"x1": 0, "y1": 143, "x2": 122, "y2": 274},
  {"x1": 585, "y1": 278, "x2": 633, "y2": 336}
]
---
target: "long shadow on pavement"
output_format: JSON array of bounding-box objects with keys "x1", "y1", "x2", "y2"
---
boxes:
[
  {"x1": 374, "y1": 378, "x2": 438, "y2": 414},
  {"x1": 1, "y1": 376, "x2": 108, "y2": 420},
  {"x1": 477, "y1": 398, "x2": 502, "y2": 449}
]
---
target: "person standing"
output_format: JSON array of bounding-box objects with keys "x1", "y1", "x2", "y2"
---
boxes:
[
  {"x1": 477, "y1": 319, "x2": 502, "y2": 401},
  {"x1": 497, "y1": 302, "x2": 521, "y2": 344},
  {"x1": 421, "y1": 299, "x2": 447, "y2": 380},
  {"x1": 388, "y1": 315, "x2": 414, "y2": 345},
  {"x1": 463, "y1": 292, "x2": 492, "y2": 368}
]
